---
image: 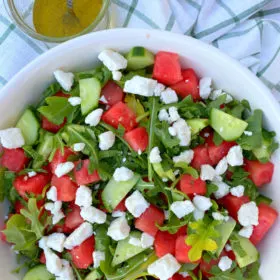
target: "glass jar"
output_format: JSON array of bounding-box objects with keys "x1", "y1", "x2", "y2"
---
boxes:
[{"x1": 4, "y1": 0, "x2": 111, "y2": 43}]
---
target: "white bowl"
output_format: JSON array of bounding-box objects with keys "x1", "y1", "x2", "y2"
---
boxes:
[{"x1": 0, "y1": 28, "x2": 279, "y2": 279}]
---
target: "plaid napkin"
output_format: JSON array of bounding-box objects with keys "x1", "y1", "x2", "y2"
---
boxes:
[{"x1": 0, "y1": 0, "x2": 280, "y2": 99}]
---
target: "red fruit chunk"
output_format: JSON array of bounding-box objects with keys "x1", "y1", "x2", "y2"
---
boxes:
[
  {"x1": 179, "y1": 174, "x2": 206, "y2": 198},
  {"x1": 74, "y1": 159, "x2": 100, "y2": 185},
  {"x1": 124, "y1": 127, "x2": 149, "y2": 152},
  {"x1": 154, "y1": 231, "x2": 176, "y2": 257},
  {"x1": 100, "y1": 81, "x2": 124, "y2": 106},
  {"x1": 0, "y1": 148, "x2": 29, "y2": 172}
]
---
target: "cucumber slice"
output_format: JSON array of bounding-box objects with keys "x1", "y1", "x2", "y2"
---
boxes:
[
  {"x1": 215, "y1": 218, "x2": 236, "y2": 256},
  {"x1": 23, "y1": 265, "x2": 53, "y2": 280},
  {"x1": 102, "y1": 174, "x2": 140, "y2": 212},
  {"x1": 253, "y1": 138, "x2": 271, "y2": 162},
  {"x1": 126, "y1": 47, "x2": 154, "y2": 70},
  {"x1": 112, "y1": 231, "x2": 146, "y2": 266},
  {"x1": 16, "y1": 109, "x2": 40, "y2": 145},
  {"x1": 152, "y1": 163, "x2": 175, "y2": 181},
  {"x1": 79, "y1": 77, "x2": 101, "y2": 115},
  {"x1": 187, "y1": 119, "x2": 209, "y2": 135},
  {"x1": 32, "y1": 131, "x2": 54, "y2": 169},
  {"x1": 210, "y1": 108, "x2": 248, "y2": 141},
  {"x1": 230, "y1": 234, "x2": 258, "y2": 268},
  {"x1": 85, "y1": 270, "x2": 102, "y2": 280}
]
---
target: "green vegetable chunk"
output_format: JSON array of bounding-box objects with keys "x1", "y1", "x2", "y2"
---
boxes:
[
  {"x1": 210, "y1": 108, "x2": 248, "y2": 141},
  {"x1": 126, "y1": 47, "x2": 154, "y2": 70},
  {"x1": 187, "y1": 118, "x2": 209, "y2": 135},
  {"x1": 23, "y1": 265, "x2": 53, "y2": 280}
]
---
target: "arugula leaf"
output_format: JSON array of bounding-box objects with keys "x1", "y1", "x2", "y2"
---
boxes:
[
  {"x1": 37, "y1": 82, "x2": 61, "y2": 107},
  {"x1": 186, "y1": 217, "x2": 220, "y2": 262},
  {"x1": 207, "y1": 95, "x2": 227, "y2": 111},
  {"x1": 0, "y1": 170, "x2": 18, "y2": 203},
  {"x1": 157, "y1": 213, "x2": 190, "y2": 234},
  {"x1": 174, "y1": 162, "x2": 199, "y2": 179},
  {"x1": 125, "y1": 94, "x2": 146, "y2": 118},
  {"x1": 237, "y1": 110, "x2": 262, "y2": 150},
  {"x1": 38, "y1": 96, "x2": 76, "y2": 125},
  {"x1": 206, "y1": 183, "x2": 219, "y2": 197},
  {"x1": 177, "y1": 96, "x2": 208, "y2": 119},
  {"x1": 117, "y1": 69, "x2": 149, "y2": 88},
  {"x1": 23, "y1": 146, "x2": 44, "y2": 163}
]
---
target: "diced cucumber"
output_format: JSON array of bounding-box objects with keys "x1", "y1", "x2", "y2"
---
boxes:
[
  {"x1": 215, "y1": 218, "x2": 236, "y2": 256},
  {"x1": 152, "y1": 163, "x2": 175, "y2": 181},
  {"x1": 16, "y1": 109, "x2": 40, "y2": 145},
  {"x1": 112, "y1": 231, "x2": 146, "y2": 266},
  {"x1": 79, "y1": 77, "x2": 101, "y2": 115},
  {"x1": 85, "y1": 270, "x2": 102, "y2": 280},
  {"x1": 253, "y1": 138, "x2": 271, "y2": 162},
  {"x1": 23, "y1": 265, "x2": 53, "y2": 280},
  {"x1": 210, "y1": 108, "x2": 248, "y2": 141},
  {"x1": 102, "y1": 174, "x2": 140, "y2": 212},
  {"x1": 32, "y1": 132, "x2": 54, "y2": 169},
  {"x1": 230, "y1": 234, "x2": 259, "y2": 268},
  {"x1": 126, "y1": 47, "x2": 155, "y2": 70},
  {"x1": 187, "y1": 119, "x2": 209, "y2": 135}
]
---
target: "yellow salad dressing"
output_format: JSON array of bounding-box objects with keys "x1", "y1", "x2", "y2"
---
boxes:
[{"x1": 33, "y1": 0, "x2": 103, "y2": 37}]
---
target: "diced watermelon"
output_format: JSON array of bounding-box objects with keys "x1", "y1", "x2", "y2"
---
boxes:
[
  {"x1": 250, "y1": 203, "x2": 278, "y2": 245},
  {"x1": 154, "y1": 231, "x2": 177, "y2": 257},
  {"x1": 74, "y1": 159, "x2": 100, "y2": 185},
  {"x1": 153, "y1": 51, "x2": 183, "y2": 85},
  {"x1": 171, "y1": 69, "x2": 200, "y2": 100},
  {"x1": 64, "y1": 203, "x2": 84, "y2": 233},
  {"x1": 42, "y1": 116, "x2": 66, "y2": 133},
  {"x1": 244, "y1": 159, "x2": 274, "y2": 187},
  {"x1": 124, "y1": 127, "x2": 149, "y2": 152},
  {"x1": 50, "y1": 147, "x2": 75, "y2": 174},
  {"x1": 169, "y1": 273, "x2": 192, "y2": 280},
  {"x1": 100, "y1": 81, "x2": 124, "y2": 106},
  {"x1": 191, "y1": 145, "x2": 213, "y2": 170},
  {"x1": 0, "y1": 148, "x2": 29, "y2": 172},
  {"x1": 175, "y1": 235, "x2": 197, "y2": 263},
  {"x1": 114, "y1": 198, "x2": 127, "y2": 212},
  {"x1": 39, "y1": 252, "x2": 46, "y2": 264},
  {"x1": 135, "y1": 205, "x2": 165, "y2": 237},
  {"x1": 101, "y1": 102, "x2": 138, "y2": 132},
  {"x1": 178, "y1": 174, "x2": 206, "y2": 198}
]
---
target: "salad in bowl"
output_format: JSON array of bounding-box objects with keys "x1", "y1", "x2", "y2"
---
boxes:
[{"x1": 0, "y1": 46, "x2": 278, "y2": 280}]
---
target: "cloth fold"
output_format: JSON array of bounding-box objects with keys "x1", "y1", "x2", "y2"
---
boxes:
[{"x1": 0, "y1": 0, "x2": 280, "y2": 98}]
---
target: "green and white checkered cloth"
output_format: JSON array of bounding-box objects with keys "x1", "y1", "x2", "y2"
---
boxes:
[{"x1": 1, "y1": 0, "x2": 280, "y2": 99}]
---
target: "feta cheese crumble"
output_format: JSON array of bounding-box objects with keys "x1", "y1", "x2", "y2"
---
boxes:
[
  {"x1": 225, "y1": 244, "x2": 232, "y2": 252},
  {"x1": 218, "y1": 256, "x2": 232, "y2": 272},
  {"x1": 129, "y1": 237, "x2": 141, "y2": 247},
  {"x1": 230, "y1": 185, "x2": 245, "y2": 197},
  {"x1": 125, "y1": 190, "x2": 150, "y2": 218},
  {"x1": 141, "y1": 233, "x2": 154, "y2": 248},
  {"x1": 172, "y1": 118, "x2": 191, "y2": 146},
  {"x1": 99, "y1": 131, "x2": 115, "y2": 150},
  {"x1": 46, "y1": 233, "x2": 66, "y2": 253},
  {"x1": 44, "y1": 248, "x2": 63, "y2": 276},
  {"x1": 244, "y1": 130, "x2": 253, "y2": 136},
  {"x1": 93, "y1": 251, "x2": 105, "y2": 268},
  {"x1": 55, "y1": 162, "x2": 75, "y2": 178},
  {"x1": 124, "y1": 76, "x2": 157, "y2": 97},
  {"x1": 238, "y1": 201, "x2": 259, "y2": 227},
  {"x1": 239, "y1": 225, "x2": 253, "y2": 238},
  {"x1": 154, "y1": 83, "x2": 165, "y2": 96},
  {"x1": 215, "y1": 157, "x2": 228, "y2": 175},
  {"x1": 173, "y1": 150, "x2": 194, "y2": 164},
  {"x1": 226, "y1": 145, "x2": 243, "y2": 166},
  {"x1": 107, "y1": 217, "x2": 130, "y2": 241},
  {"x1": 168, "y1": 107, "x2": 180, "y2": 123},
  {"x1": 213, "y1": 181, "x2": 230, "y2": 199},
  {"x1": 85, "y1": 108, "x2": 103, "y2": 126},
  {"x1": 160, "y1": 88, "x2": 178, "y2": 104},
  {"x1": 80, "y1": 206, "x2": 107, "y2": 224},
  {"x1": 28, "y1": 171, "x2": 37, "y2": 178},
  {"x1": 170, "y1": 200, "x2": 195, "y2": 219},
  {"x1": 47, "y1": 186, "x2": 58, "y2": 202},
  {"x1": 53, "y1": 70, "x2": 74, "y2": 91},
  {"x1": 158, "y1": 109, "x2": 169, "y2": 122},
  {"x1": 199, "y1": 77, "x2": 212, "y2": 99},
  {"x1": 147, "y1": 254, "x2": 181, "y2": 280},
  {"x1": 64, "y1": 222, "x2": 93, "y2": 250},
  {"x1": 45, "y1": 201, "x2": 65, "y2": 225},
  {"x1": 112, "y1": 70, "x2": 122, "y2": 81},
  {"x1": 112, "y1": 211, "x2": 125, "y2": 218},
  {"x1": 113, "y1": 167, "x2": 134, "y2": 182},
  {"x1": 212, "y1": 212, "x2": 228, "y2": 221},
  {"x1": 149, "y1": 147, "x2": 162, "y2": 163},
  {"x1": 200, "y1": 164, "x2": 216, "y2": 181},
  {"x1": 193, "y1": 209, "x2": 205, "y2": 221},
  {"x1": 193, "y1": 195, "x2": 212, "y2": 211},
  {"x1": 168, "y1": 127, "x2": 177, "y2": 136},
  {"x1": 98, "y1": 50, "x2": 127, "y2": 71},
  {"x1": 75, "y1": 185, "x2": 92, "y2": 208},
  {"x1": 68, "y1": 97, "x2": 81, "y2": 106},
  {"x1": 0, "y1": 128, "x2": 25, "y2": 149},
  {"x1": 73, "y1": 142, "x2": 86, "y2": 152},
  {"x1": 210, "y1": 89, "x2": 233, "y2": 103}
]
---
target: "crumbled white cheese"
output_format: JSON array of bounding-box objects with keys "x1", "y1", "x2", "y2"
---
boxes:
[
  {"x1": 172, "y1": 118, "x2": 191, "y2": 146},
  {"x1": 75, "y1": 185, "x2": 92, "y2": 208},
  {"x1": 0, "y1": 128, "x2": 25, "y2": 149},
  {"x1": 213, "y1": 181, "x2": 230, "y2": 199},
  {"x1": 45, "y1": 201, "x2": 65, "y2": 225},
  {"x1": 158, "y1": 109, "x2": 170, "y2": 122},
  {"x1": 112, "y1": 211, "x2": 125, "y2": 218},
  {"x1": 93, "y1": 251, "x2": 105, "y2": 268},
  {"x1": 173, "y1": 150, "x2": 194, "y2": 164},
  {"x1": 129, "y1": 236, "x2": 142, "y2": 247},
  {"x1": 98, "y1": 50, "x2": 127, "y2": 71},
  {"x1": 160, "y1": 88, "x2": 178, "y2": 104},
  {"x1": 226, "y1": 145, "x2": 243, "y2": 166},
  {"x1": 193, "y1": 195, "x2": 212, "y2": 211},
  {"x1": 73, "y1": 142, "x2": 86, "y2": 152},
  {"x1": 46, "y1": 233, "x2": 66, "y2": 253},
  {"x1": 215, "y1": 157, "x2": 228, "y2": 176},
  {"x1": 125, "y1": 190, "x2": 150, "y2": 218},
  {"x1": 230, "y1": 185, "x2": 245, "y2": 197},
  {"x1": 179, "y1": 271, "x2": 190, "y2": 278},
  {"x1": 154, "y1": 83, "x2": 165, "y2": 96},
  {"x1": 68, "y1": 97, "x2": 81, "y2": 106},
  {"x1": 56, "y1": 260, "x2": 75, "y2": 280},
  {"x1": 170, "y1": 200, "x2": 195, "y2": 219},
  {"x1": 168, "y1": 127, "x2": 177, "y2": 136},
  {"x1": 124, "y1": 75, "x2": 158, "y2": 97},
  {"x1": 244, "y1": 130, "x2": 253, "y2": 136},
  {"x1": 225, "y1": 244, "x2": 232, "y2": 252},
  {"x1": 112, "y1": 70, "x2": 122, "y2": 81},
  {"x1": 64, "y1": 222, "x2": 93, "y2": 250},
  {"x1": 28, "y1": 171, "x2": 37, "y2": 178},
  {"x1": 237, "y1": 201, "x2": 259, "y2": 227},
  {"x1": 212, "y1": 212, "x2": 228, "y2": 221},
  {"x1": 199, "y1": 77, "x2": 212, "y2": 99},
  {"x1": 55, "y1": 161, "x2": 75, "y2": 178},
  {"x1": 141, "y1": 232, "x2": 155, "y2": 248},
  {"x1": 44, "y1": 248, "x2": 63, "y2": 276},
  {"x1": 99, "y1": 131, "x2": 115, "y2": 150},
  {"x1": 113, "y1": 166, "x2": 134, "y2": 182},
  {"x1": 168, "y1": 107, "x2": 180, "y2": 123},
  {"x1": 210, "y1": 89, "x2": 233, "y2": 103},
  {"x1": 193, "y1": 209, "x2": 205, "y2": 221},
  {"x1": 99, "y1": 95, "x2": 108, "y2": 104},
  {"x1": 80, "y1": 206, "x2": 107, "y2": 224},
  {"x1": 147, "y1": 254, "x2": 181, "y2": 280},
  {"x1": 53, "y1": 70, "x2": 74, "y2": 91},
  {"x1": 47, "y1": 186, "x2": 58, "y2": 202},
  {"x1": 239, "y1": 225, "x2": 254, "y2": 238},
  {"x1": 85, "y1": 108, "x2": 103, "y2": 126},
  {"x1": 107, "y1": 216, "x2": 130, "y2": 241},
  {"x1": 218, "y1": 256, "x2": 232, "y2": 272},
  {"x1": 200, "y1": 164, "x2": 216, "y2": 181},
  {"x1": 39, "y1": 236, "x2": 48, "y2": 250},
  {"x1": 149, "y1": 146, "x2": 162, "y2": 163}
]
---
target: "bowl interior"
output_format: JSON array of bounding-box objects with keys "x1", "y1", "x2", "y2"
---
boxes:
[{"x1": 0, "y1": 29, "x2": 279, "y2": 279}]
